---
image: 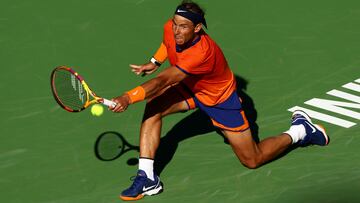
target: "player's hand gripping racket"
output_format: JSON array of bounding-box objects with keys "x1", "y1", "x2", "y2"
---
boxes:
[{"x1": 50, "y1": 66, "x2": 117, "y2": 112}]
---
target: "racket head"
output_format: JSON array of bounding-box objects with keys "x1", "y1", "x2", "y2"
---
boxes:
[
  {"x1": 94, "y1": 131, "x2": 126, "y2": 161},
  {"x1": 51, "y1": 66, "x2": 94, "y2": 112}
]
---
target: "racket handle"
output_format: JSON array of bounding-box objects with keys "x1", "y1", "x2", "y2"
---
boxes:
[{"x1": 102, "y1": 98, "x2": 117, "y2": 108}]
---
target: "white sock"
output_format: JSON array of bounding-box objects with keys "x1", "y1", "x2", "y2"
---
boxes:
[
  {"x1": 284, "y1": 125, "x2": 306, "y2": 144},
  {"x1": 138, "y1": 158, "x2": 154, "y2": 181}
]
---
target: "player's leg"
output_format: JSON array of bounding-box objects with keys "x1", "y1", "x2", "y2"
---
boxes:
[
  {"x1": 120, "y1": 84, "x2": 194, "y2": 201},
  {"x1": 139, "y1": 85, "x2": 193, "y2": 159},
  {"x1": 222, "y1": 110, "x2": 330, "y2": 169},
  {"x1": 222, "y1": 129, "x2": 292, "y2": 169}
]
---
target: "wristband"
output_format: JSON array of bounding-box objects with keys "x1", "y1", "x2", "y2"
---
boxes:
[
  {"x1": 126, "y1": 86, "x2": 146, "y2": 104},
  {"x1": 150, "y1": 57, "x2": 162, "y2": 67}
]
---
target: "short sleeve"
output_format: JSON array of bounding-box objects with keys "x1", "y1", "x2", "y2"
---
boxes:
[{"x1": 153, "y1": 43, "x2": 167, "y2": 63}]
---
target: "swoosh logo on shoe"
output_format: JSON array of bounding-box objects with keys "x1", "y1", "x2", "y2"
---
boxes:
[
  {"x1": 143, "y1": 185, "x2": 156, "y2": 191},
  {"x1": 305, "y1": 121, "x2": 316, "y2": 133}
]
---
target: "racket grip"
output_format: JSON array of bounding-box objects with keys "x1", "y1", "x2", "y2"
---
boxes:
[{"x1": 102, "y1": 98, "x2": 117, "y2": 108}]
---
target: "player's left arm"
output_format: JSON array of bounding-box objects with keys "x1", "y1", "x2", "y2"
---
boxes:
[
  {"x1": 110, "y1": 66, "x2": 187, "y2": 113},
  {"x1": 130, "y1": 43, "x2": 168, "y2": 76}
]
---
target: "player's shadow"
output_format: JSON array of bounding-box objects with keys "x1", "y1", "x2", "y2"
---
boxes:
[{"x1": 154, "y1": 75, "x2": 260, "y2": 175}]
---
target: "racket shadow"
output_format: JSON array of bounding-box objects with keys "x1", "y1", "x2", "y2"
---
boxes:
[
  {"x1": 94, "y1": 131, "x2": 139, "y2": 166},
  {"x1": 154, "y1": 75, "x2": 260, "y2": 175}
]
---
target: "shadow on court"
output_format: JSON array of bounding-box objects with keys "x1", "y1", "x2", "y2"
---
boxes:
[{"x1": 154, "y1": 75, "x2": 260, "y2": 175}]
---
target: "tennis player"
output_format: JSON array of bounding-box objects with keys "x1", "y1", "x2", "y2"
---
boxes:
[{"x1": 111, "y1": 1, "x2": 330, "y2": 201}]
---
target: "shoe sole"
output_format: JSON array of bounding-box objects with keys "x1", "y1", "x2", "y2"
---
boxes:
[
  {"x1": 119, "y1": 194, "x2": 144, "y2": 201},
  {"x1": 292, "y1": 110, "x2": 330, "y2": 146},
  {"x1": 314, "y1": 124, "x2": 330, "y2": 145}
]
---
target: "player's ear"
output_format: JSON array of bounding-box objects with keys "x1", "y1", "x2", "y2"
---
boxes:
[{"x1": 194, "y1": 23, "x2": 202, "y2": 33}]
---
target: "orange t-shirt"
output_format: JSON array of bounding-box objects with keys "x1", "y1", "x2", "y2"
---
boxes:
[{"x1": 154, "y1": 19, "x2": 236, "y2": 106}]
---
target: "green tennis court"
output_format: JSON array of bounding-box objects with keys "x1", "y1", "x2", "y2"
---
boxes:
[{"x1": 1, "y1": 0, "x2": 359, "y2": 202}]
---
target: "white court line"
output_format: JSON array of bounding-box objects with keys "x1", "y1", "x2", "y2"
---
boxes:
[{"x1": 288, "y1": 106, "x2": 356, "y2": 128}]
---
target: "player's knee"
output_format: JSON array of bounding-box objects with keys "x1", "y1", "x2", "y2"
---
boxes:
[
  {"x1": 240, "y1": 159, "x2": 260, "y2": 169},
  {"x1": 143, "y1": 102, "x2": 163, "y2": 119}
]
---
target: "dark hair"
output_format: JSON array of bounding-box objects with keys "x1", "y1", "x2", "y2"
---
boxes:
[{"x1": 178, "y1": 0, "x2": 206, "y2": 18}]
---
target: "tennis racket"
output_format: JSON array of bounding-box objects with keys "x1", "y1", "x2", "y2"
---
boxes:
[
  {"x1": 50, "y1": 66, "x2": 117, "y2": 112},
  {"x1": 94, "y1": 131, "x2": 140, "y2": 161}
]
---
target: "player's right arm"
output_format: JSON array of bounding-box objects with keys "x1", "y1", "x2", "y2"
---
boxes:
[
  {"x1": 130, "y1": 43, "x2": 168, "y2": 76},
  {"x1": 110, "y1": 65, "x2": 186, "y2": 113},
  {"x1": 140, "y1": 65, "x2": 185, "y2": 99}
]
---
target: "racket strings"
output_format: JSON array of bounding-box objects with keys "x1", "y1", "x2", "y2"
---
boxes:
[{"x1": 53, "y1": 69, "x2": 86, "y2": 110}]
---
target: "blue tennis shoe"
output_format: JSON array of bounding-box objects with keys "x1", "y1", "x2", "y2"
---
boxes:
[
  {"x1": 120, "y1": 170, "x2": 163, "y2": 201},
  {"x1": 291, "y1": 110, "x2": 330, "y2": 147}
]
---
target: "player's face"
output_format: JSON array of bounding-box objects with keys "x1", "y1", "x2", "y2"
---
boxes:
[{"x1": 172, "y1": 15, "x2": 197, "y2": 45}]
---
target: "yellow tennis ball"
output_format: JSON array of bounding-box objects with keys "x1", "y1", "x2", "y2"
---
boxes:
[{"x1": 91, "y1": 104, "x2": 104, "y2": 116}]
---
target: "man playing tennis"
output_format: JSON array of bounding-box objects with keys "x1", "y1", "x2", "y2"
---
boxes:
[{"x1": 111, "y1": 0, "x2": 329, "y2": 201}]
